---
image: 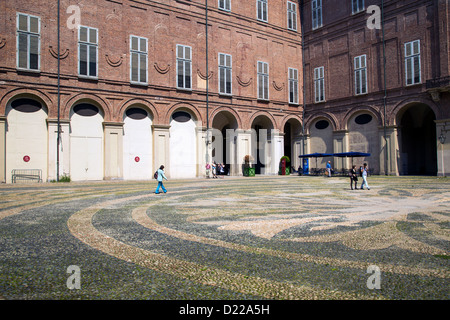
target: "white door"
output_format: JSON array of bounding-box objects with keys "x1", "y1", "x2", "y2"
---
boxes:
[
  {"x1": 70, "y1": 104, "x2": 104, "y2": 181},
  {"x1": 123, "y1": 108, "x2": 152, "y2": 180}
]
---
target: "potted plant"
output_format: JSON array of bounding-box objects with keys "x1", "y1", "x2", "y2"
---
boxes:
[
  {"x1": 279, "y1": 156, "x2": 290, "y2": 175},
  {"x1": 243, "y1": 155, "x2": 255, "y2": 177}
]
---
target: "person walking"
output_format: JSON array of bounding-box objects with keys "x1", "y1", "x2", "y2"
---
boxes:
[
  {"x1": 350, "y1": 165, "x2": 358, "y2": 190},
  {"x1": 360, "y1": 163, "x2": 370, "y2": 190},
  {"x1": 155, "y1": 165, "x2": 168, "y2": 194}
]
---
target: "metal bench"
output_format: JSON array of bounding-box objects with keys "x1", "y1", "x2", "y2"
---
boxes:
[{"x1": 11, "y1": 169, "x2": 42, "y2": 183}]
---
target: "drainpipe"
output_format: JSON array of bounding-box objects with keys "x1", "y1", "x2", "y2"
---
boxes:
[
  {"x1": 57, "y1": 0, "x2": 61, "y2": 181},
  {"x1": 205, "y1": 0, "x2": 210, "y2": 161},
  {"x1": 382, "y1": 0, "x2": 388, "y2": 175},
  {"x1": 300, "y1": 0, "x2": 306, "y2": 157}
]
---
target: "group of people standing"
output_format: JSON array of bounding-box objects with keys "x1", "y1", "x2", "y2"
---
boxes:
[
  {"x1": 205, "y1": 162, "x2": 227, "y2": 178},
  {"x1": 349, "y1": 163, "x2": 370, "y2": 190}
]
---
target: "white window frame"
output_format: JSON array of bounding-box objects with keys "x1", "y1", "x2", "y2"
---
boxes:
[
  {"x1": 314, "y1": 66, "x2": 325, "y2": 103},
  {"x1": 78, "y1": 26, "x2": 98, "y2": 78},
  {"x1": 405, "y1": 40, "x2": 421, "y2": 86},
  {"x1": 352, "y1": 0, "x2": 365, "y2": 14},
  {"x1": 218, "y1": 0, "x2": 231, "y2": 12},
  {"x1": 176, "y1": 44, "x2": 192, "y2": 90},
  {"x1": 288, "y1": 68, "x2": 299, "y2": 104},
  {"x1": 354, "y1": 55, "x2": 368, "y2": 95},
  {"x1": 257, "y1": 61, "x2": 269, "y2": 100},
  {"x1": 257, "y1": 0, "x2": 268, "y2": 22},
  {"x1": 130, "y1": 35, "x2": 148, "y2": 85},
  {"x1": 312, "y1": 0, "x2": 322, "y2": 30},
  {"x1": 219, "y1": 53, "x2": 232, "y2": 95},
  {"x1": 16, "y1": 12, "x2": 41, "y2": 71},
  {"x1": 287, "y1": 1, "x2": 297, "y2": 31}
]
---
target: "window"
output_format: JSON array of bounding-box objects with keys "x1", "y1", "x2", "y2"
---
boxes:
[
  {"x1": 218, "y1": 0, "x2": 231, "y2": 11},
  {"x1": 289, "y1": 68, "x2": 298, "y2": 104},
  {"x1": 17, "y1": 13, "x2": 40, "y2": 70},
  {"x1": 287, "y1": 1, "x2": 297, "y2": 31},
  {"x1": 354, "y1": 55, "x2": 367, "y2": 95},
  {"x1": 257, "y1": 61, "x2": 269, "y2": 100},
  {"x1": 219, "y1": 53, "x2": 232, "y2": 95},
  {"x1": 352, "y1": 0, "x2": 364, "y2": 14},
  {"x1": 314, "y1": 66, "x2": 325, "y2": 103},
  {"x1": 130, "y1": 35, "x2": 148, "y2": 84},
  {"x1": 312, "y1": 0, "x2": 322, "y2": 30},
  {"x1": 177, "y1": 44, "x2": 192, "y2": 90},
  {"x1": 405, "y1": 40, "x2": 421, "y2": 85},
  {"x1": 257, "y1": 0, "x2": 268, "y2": 22},
  {"x1": 78, "y1": 26, "x2": 98, "y2": 78}
]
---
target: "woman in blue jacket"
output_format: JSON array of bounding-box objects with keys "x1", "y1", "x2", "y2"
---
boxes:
[{"x1": 155, "y1": 165, "x2": 168, "y2": 194}]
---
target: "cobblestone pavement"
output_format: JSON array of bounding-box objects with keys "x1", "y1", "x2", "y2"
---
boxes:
[{"x1": 0, "y1": 175, "x2": 449, "y2": 300}]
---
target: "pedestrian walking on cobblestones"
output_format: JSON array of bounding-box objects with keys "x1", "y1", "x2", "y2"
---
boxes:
[
  {"x1": 350, "y1": 165, "x2": 358, "y2": 190},
  {"x1": 360, "y1": 163, "x2": 370, "y2": 190},
  {"x1": 155, "y1": 165, "x2": 168, "y2": 194}
]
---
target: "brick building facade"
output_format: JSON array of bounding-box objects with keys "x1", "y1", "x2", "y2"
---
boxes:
[
  {"x1": 0, "y1": 0, "x2": 303, "y2": 182},
  {"x1": 301, "y1": 0, "x2": 450, "y2": 176},
  {"x1": 0, "y1": 0, "x2": 448, "y2": 183}
]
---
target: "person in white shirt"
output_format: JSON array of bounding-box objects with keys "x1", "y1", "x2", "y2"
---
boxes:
[{"x1": 360, "y1": 163, "x2": 370, "y2": 190}]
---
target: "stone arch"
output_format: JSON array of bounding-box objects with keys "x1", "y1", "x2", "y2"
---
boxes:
[
  {"x1": 165, "y1": 102, "x2": 202, "y2": 126},
  {"x1": 304, "y1": 113, "x2": 338, "y2": 135},
  {"x1": 1, "y1": 88, "x2": 52, "y2": 116},
  {"x1": 119, "y1": 98, "x2": 158, "y2": 123},
  {"x1": 63, "y1": 93, "x2": 111, "y2": 121},
  {"x1": 210, "y1": 106, "x2": 242, "y2": 130},
  {"x1": 391, "y1": 97, "x2": 441, "y2": 126},
  {"x1": 343, "y1": 106, "x2": 382, "y2": 130},
  {"x1": 248, "y1": 111, "x2": 276, "y2": 131}
]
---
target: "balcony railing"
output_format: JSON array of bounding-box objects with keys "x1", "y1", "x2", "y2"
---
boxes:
[{"x1": 426, "y1": 76, "x2": 450, "y2": 89}]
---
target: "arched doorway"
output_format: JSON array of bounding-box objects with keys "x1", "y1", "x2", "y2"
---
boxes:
[
  {"x1": 398, "y1": 103, "x2": 437, "y2": 175},
  {"x1": 283, "y1": 118, "x2": 302, "y2": 172},
  {"x1": 251, "y1": 115, "x2": 274, "y2": 175},
  {"x1": 69, "y1": 102, "x2": 104, "y2": 181},
  {"x1": 169, "y1": 110, "x2": 197, "y2": 178},
  {"x1": 348, "y1": 112, "x2": 380, "y2": 174},
  {"x1": 211, "y1": 110, "x2": 239, "y2": 175},
  {"x1": 6, "y1": 97, "x2": 48, "y2": 183},
  {"x1": 123, "y1": 106, "x2": 153, "y2": 180},
  {"x1": 309, "y1": 118, "x2": 333, "y2": 170}
]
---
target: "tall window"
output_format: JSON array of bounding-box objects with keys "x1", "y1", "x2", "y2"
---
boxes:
[
  {"x1": 289, "y1": 68, "x2": 299, "y2": 104},
  {"x1": 312, "y1": 0, "x2": 322, "y2": 30},
  {"x1": 257, "y1": 61, "x2": 269, "y2": 100},
  {"x1": 405, "y1": 40, "x2": 421, "y2": 85},
  {"x1": 287, "y1": 1, "x2": 297, "y2": 31},
  {"x1": 177, "y1": 44, "x2": 192, "y2": 90},
  {"x1": 78, "y1": 26, "x2": 98, "y2": 78},
  {"x1": 314, "y1": 66, "x2": 325, "y2": 103},
  {"x1": 352, "y1": 0, "x2": 365, "y2": 14},
  {"x1": 354, "y1": 55, "x2": 367, "y2": 95},
  {"x1": 17, "y1": 13, "x2": 40, "y2": 70},
  {"x1": 130, "y1": 35, "x2": 148, "y2": 84},
  {"x1": 219, "y1": 53, "x2": 232, "y2": 95},
  {"x1": 257, "y1": 0, "x2": 268, "y2": 22},
  {"x1": 219, "y1": 0, "x2": 231, "y2": 11}
]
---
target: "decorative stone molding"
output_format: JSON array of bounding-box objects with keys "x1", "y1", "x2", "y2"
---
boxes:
[
  {"x1": 105, "y1": 54, "x2": 123, "y2": 67},
  {"x1": 0, "y1": 38, "x2": 6, "y2": 49},
  {"x1": 197, "y1": 69, "x2": 213, "y2": 80},
  {"x1": 273, "y1": 81, "x2": 284, "y2": 91},
  {"x1": 154, "y1": 62, "x2": 171, "y2": 74},
  {"x1": 49, "y1": 46, "x2": 69, "y2": 59},
  {"x1": 236, "y1": 75, "x2": 252, "y2": 87}
]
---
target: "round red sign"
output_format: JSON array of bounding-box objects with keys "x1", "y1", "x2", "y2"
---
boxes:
[
  {"x1": 23, "y1": 155, "x2": 30, "y2": 162},
  {"x1": 135, "y1": 156, "x2": 140, "y2": 162}
]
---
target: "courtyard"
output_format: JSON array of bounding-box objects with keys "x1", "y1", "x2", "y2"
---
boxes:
[{"x1": 0, "y1": 175, "x2": 448, "y2": 302}]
